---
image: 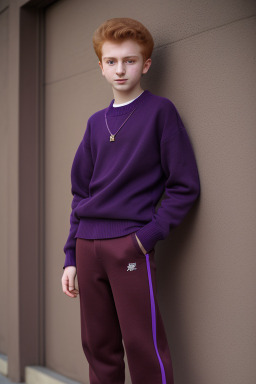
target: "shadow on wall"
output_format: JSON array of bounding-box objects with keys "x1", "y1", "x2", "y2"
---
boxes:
[
  {"x1": 155, "y1": 199, "x2": 202, "y2": 381},
  {"x1": 141, "y1": 46, "x2": 171, "y2": 95},
  {"x1": 155, "y1": 197, "x2": 201, "y2": 299}
]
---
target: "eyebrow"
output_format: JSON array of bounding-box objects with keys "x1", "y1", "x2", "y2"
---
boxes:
[{"x1": 102, "y1": 56, "x2": 139, "y2": 61}]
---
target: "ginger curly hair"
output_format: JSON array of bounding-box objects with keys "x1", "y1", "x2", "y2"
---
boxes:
[{"x1": 93, "y1": 17, "x2": 154, "y2": 63}]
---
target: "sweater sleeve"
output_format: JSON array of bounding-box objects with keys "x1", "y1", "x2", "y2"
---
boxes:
[
  {"x1": 63, "y1": 121, "x2": 94, "y2": 269},
  {"x1": 135, "y1": 103, "x2": 200, "y2": 253}
]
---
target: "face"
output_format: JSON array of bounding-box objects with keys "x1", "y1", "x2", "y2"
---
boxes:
[{"x1": 99, "y1": 39, "x2": 151, "y2": 98}]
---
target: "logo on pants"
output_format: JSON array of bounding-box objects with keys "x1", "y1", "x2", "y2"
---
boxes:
[{"x1": 127, "y1": 262, "x2": 137, "y2": 272}]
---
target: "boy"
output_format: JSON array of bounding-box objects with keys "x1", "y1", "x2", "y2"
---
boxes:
[{"x1": 61, "y1": 17, "x2": 200, "y2": 384}]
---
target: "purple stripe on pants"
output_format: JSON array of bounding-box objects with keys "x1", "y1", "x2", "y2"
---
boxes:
[{"x1": 145, "y1": 253, "x2": 167, "y2": 384}]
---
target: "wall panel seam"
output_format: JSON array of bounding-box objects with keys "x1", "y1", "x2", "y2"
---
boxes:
[
  {"x1": 44, "y1": 67, "x2": 99, "y2": 86},
  {"x1": 154, "y1": 14, "x2": 256, "y2": 52},
  {"x1": 0, "y1": 5, "x2": 8, "y2": 14}
]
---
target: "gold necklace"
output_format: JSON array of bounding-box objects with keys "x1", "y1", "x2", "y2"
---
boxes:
[{"x1": 105, "y1": 107, "x2": 136, "y2": 142}]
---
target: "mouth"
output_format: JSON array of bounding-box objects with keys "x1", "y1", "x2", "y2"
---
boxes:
[{"x1": 115, "y1": 79, "x2": 128, "y2": 84}]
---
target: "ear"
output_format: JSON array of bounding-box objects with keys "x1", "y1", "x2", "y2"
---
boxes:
[
  {"x1": 98, "y1": 61, "x2": 104, "y2": 76},
  {"x1": 142, "y1": 58, "x2": 152, "y2": 75}
]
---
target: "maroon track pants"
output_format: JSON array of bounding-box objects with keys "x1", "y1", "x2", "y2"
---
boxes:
[{"x1": 76, "y1": 232, "x2": 174, "y2": 384}]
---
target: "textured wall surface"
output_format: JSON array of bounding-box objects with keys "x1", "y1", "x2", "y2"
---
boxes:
[{"x1": 0, "y1": 6, "x2": 8, "y2": 356}]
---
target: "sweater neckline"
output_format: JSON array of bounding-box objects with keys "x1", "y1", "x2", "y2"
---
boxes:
[{"x1": 106, "y1": 90, "x2": 150, "y2": 116}]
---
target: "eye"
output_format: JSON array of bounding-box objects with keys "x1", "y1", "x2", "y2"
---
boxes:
[
  {"x1": 126, "y1": 59, "x2": 135, "y2": 64},
  {"x1": 106, "y1": 60, "x2": 115, "y2": 65}
]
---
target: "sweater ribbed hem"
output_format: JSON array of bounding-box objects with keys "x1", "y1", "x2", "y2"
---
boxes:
[{"x1": 75, "y1": 217, "x2": 147, "y2": 240}]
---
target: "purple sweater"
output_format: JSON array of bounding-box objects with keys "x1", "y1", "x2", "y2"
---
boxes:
[{"x1": 63, "y1": 90, "x2": 200, "y2": 269}]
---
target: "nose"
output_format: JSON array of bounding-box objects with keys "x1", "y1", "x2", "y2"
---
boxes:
[{"x1": 116, "y1": 61, "x2": 125, "y2": 76}]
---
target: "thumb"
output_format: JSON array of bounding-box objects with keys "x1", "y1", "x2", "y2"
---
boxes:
[{"x1": 69, "y1": 277, "x2": 79, "y2": 293}]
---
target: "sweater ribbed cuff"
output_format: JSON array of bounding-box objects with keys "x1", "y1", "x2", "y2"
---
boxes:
[
  {"x1": 63, "y1": 250, "x2": 76, "y2": 269},
  {"x1": 135, "y1": 220, "x2": 165, "y2": 253}
]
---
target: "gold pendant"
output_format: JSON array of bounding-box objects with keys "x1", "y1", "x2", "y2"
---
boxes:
[{"x1": 110, "y1": 134, "x2": 115, "y2": 142}]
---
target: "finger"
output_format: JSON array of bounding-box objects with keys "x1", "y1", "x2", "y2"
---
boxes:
[
  {"x1": 70, "y1": 287, "x2": 79, "y2": 293},
  {"x1": 64, "y1": 290, "x2": 77, "y2": 298},
  {"x1": 63, "y1": 286, "x2": 79, "y2": 298},
  {"x1": 62, "y1": 278, "x2": 77, "y2": 297}
]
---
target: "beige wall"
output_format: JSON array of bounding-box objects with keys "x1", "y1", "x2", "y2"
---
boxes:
[
  {"x1": 44, "y1": 1, "x2": 256, "y2": 383},
  {"x1": 1, "y1": 0, "x2": 256, "y2": 383},
  {"x1": 0, "y1": 5, "x2": 8, "y2": 356}
]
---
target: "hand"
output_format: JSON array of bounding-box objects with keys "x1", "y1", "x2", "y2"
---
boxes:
[
  {"x1": 135, "y1": 233, "x2": 147, "y2": 255},
  {"x1": 61, "y1": 266, "x2": 79, "y2": 298}
]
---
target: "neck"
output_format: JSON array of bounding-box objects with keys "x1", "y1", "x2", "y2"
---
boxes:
[{"x1": 112, "y1": 85, "x2": 144, "y2": 105}]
